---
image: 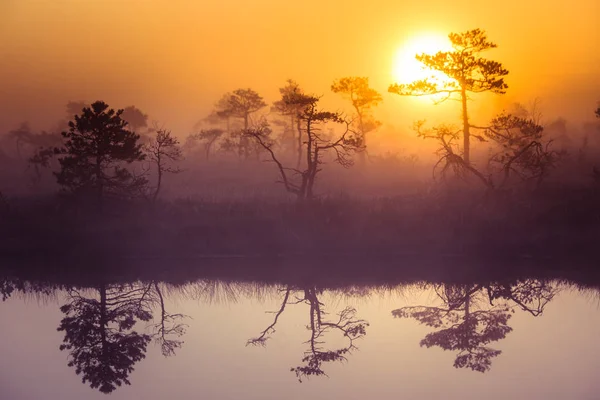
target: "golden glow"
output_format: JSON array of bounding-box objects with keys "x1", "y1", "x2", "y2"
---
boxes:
[
  {"x1": 392, "y1": 34, "x2": 454, "y2": 84},
  {"x1": 0, "y1": 0, "x2": 598, "y2": 136}
]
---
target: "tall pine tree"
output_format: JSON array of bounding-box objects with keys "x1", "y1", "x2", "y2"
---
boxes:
[{"x1": 55, "y1": 101, "x2": 146, "y2": 207}]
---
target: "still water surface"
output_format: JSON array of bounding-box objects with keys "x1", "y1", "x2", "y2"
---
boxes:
[{"x1": 1, "y1": 279, "x2": 599, "y2": 399}]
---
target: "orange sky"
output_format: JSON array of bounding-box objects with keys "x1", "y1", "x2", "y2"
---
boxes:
[{"x1": 1, "y1": 0, "x2": 598, "y2": 142}]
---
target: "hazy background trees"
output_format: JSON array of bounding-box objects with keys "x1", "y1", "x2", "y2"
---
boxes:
[
  {"x1": 185, "y1": 129, "x2": 224, "y2": 160},
  {"x1": 216, "y1": 89, "x2": 268, "y2": 159},
  {"x1": 121, "y1": 105, "x2": 150, "y2": 142},
  {"x1": 331, "y1": 77, "x2": 382, "y2": 162},
  {"x1": 144, "y1": 128, "x2": 182, "y2": 202},
  {"x1": 272, "y1": 79, "x2": 306, "y2": 164}
]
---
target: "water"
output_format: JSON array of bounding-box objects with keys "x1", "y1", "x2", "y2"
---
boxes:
[{"x1": 1, "y1": 277, "x2": 599, "y2": 399}]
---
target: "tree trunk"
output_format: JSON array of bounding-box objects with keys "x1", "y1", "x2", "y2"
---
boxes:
[
  {"x1": 95, "y1": 156, "x2": 103, "y2": 212},
  {"x1": 296, "y1": 117, "x2": 303, "y2": 169},
  {"x1": 306, "y1": 146, "x2": 317, "y2": 200},
  {"x1": 99, "y1": 284, "x2": 108, "y2": 361},
  {"x1": 241, "y1": 114, "x2": 250, "y2": 159},
  {"x1": 359, "y1": 133, "x2": 367, "y2": 164},
  {"x1": 305, "y1": 120, "x2": 314, "y2": 198},
  {"x1": 153, "y1": 165, "x2": 162, "y2": 203},
  {"x1": 290, "y1": 114, "x2": 296, "y2": 156},
  {"x1": 461, "y1": 87, "x2": 470, "y2": 164},
  {"x1": 205, "y1": 143, "x2": 211, "y2": 160},
  {"x1": 356, "y1": 106, "x2": 367, "y2": 164}
]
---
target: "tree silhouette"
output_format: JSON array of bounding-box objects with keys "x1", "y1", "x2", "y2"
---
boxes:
[
  {"x1": 275, "y1": 81, "x2": 317, "y2": 168},
  {"x1": 393, "y1": 280, "x2": 558, "y2": 372},
  {"x1": 54, "y1": 101, "x2": 147, "y2": 208},
  {"x1": 389, "y1": 29, "x2": 509, "y2": 164},
  {"x1": 227, "y1": 89, "x2": 267, "y2": 130},
  {"x1": 144, "y1": 128, "x2": 182, "y2": 202},
  {"x1": 413, "y1": 112, "x2": 559, "y2": 190},
  {"x1": 412, "y1": 121, "x2": 493, "y2": 188},
  {"x1": 150, "y1": 282, "x2": 187, "y2": 357},
  {"x1": 29, "y1": 146, "x2": 57, "y2": 184},
  {"x1": 215, "y1": 89, "x2": 268, "y2": 159},
  {"x1": 7, "y1": 123, "x2": 62, "y2": 163},
  {"x1": 0, "y1": 278, "x2": 57, "y2": 302},
  {"x1": 484, "y1": 113, "x2": 561, "y2": 187},
  {"x1": 246, "y1": 96, "x2": 361, "y2": 200},
  {"x1": 393, "y1": 284, "x2": 511, "y2": 372},
  {"x1": 212, "y1": 94, "x2": 241, "y2": 132},
  {"x1": 121, "y1": 106, "x2": 149, "y2": 132},
  {"x1": 7, "y1": 122, "x2": 33, "y2": 159},
  {"x1": 593, "y1": 104, "x2": 600, "y2": 182},
  {"x1": 57, "y1": 284, "x2": 153, "y2": 393},
  {"x1": 3, "y1": 122, "x2": 62, "y2": 183},
  {"x1": 1, "y1": 277, "x2": 21, "y2": 301},
  {"x1": 247, "y1": 286, "x2": 368, "y2": 382},
  {"x1": 187, "y1": 129, "x2": 224, "y2": 160},
  {"x1": 331, "y1": 77, "x2": 382, "y2": 161},
  {"x1": 272, "y1": 79, "x2": 306, "y2": 166},
  {"x1": 122, "y1": 106, "x2": 150, "y2": 143},
  {"x1": 57, "y1": 282, "x2": 187, "y2": 393},
  {"x1": 54, "y1": 101, "x2": 91, "y2": 133},
  {"x1": 485, "y1": 280, "x2": 557, "y2": 316}
]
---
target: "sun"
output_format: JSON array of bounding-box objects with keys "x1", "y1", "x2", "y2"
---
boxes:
[{"x1": 393, "y1": 34, "x2": 453, "y2": 84}]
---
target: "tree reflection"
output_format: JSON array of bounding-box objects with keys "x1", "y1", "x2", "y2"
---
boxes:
[
  {"x1": 247, "y1": 286, "x2": 369, "y2": 382},
  {"x1": 0, "y1": 275, "x2": 570, "y2": 389},
  {"x1": 486, "y1": 280, "x2": 557, "y2": 316},
  {"x1": 0, "y1": 277, "x2": 57, "y2": 301},
  {"x1": 1, "y1": 277, "x2": 19, "y2": 301},
  {"x1": 392, "y1": 280, "x2": 558, "y2": 372},
  {"x1": 151, "y1": 281, "x2": 187, "y2": 356},
  {"x1": 58, "y1": 282, "x2": 187, "y2": 393}
]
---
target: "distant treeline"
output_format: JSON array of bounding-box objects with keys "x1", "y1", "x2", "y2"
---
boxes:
[{"x1": 0, "y1": 29, "x2": 598, "y2": 205}]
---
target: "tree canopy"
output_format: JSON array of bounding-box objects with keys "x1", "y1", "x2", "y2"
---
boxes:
[
  {"x1": 121, "y1": 106, "x2": 149, "y2": 132},
  {"x1": 389, "y1": 29, "x2": 509, "y2": 163},
  {"x1": 226, "y1": 88, "x2": 267, "y2": 128},
  {"x1": 55, "y1": 101, "x2": 146, "y2": 205},
  {"x1": 389, "y1": 29, "x2": 508, "y2": 98},
  {"x1": 331, "y1": 77, "x2": 382, "y2": 154}
]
